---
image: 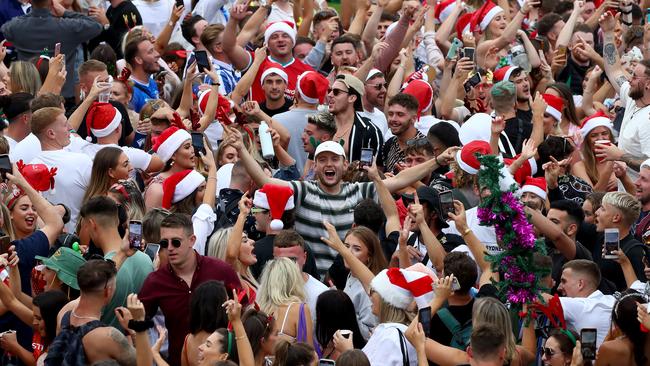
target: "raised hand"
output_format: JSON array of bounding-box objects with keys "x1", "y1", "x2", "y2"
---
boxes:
[
  {"x1": 598, "y1": 12, "x2": 617, "y2": 33},
  {"x1": 447, "y1": 200, "x2": 467, "y2": 232},
  {"x1": 223, "y1": 289, "x2": 243, "y2": 322},
  {"x1": 321, "y1": 221, "x2": 346, "y2": 253}
]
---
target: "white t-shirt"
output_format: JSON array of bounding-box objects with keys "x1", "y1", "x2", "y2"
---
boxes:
[
  {"x1": 559, "y1": 290, "x2": 615, "y2": 348},
  {"x1": 32, "y1": 150, "x2": 93, "y2": 232},
  {"x1": 415, "y1": 116, "x2": 461, "y2": 136},
  {"x1": 4, "y1": 135, "x2": 16, "y2": 151},
  {"x1": 444, "y1": 206, "x2": 501, "y2": 256},
  {"x1": 132, "y1": 0, "x2": 191, "y2": 46},
  {"x1": 10, "y1": 133, "x2": 41, "y2": 163},
  {"x1": 363, "y1": 323, "x2": 418, "y2": 366},
  {"x1": 303, "y1": 274, "x2": 328, "y2": 324},
  {"x1": 80, "y1": 143, "x2": 152, "y2": 171},
  {"x1": 360, "y1": 108, "x2": 392, "y2": 142},
  {"x1": 617, "y1": 81, "x2": 650, "y2": 157}
]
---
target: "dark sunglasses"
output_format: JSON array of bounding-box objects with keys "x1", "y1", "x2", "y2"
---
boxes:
[
  {"x1": 543, "y1": 347, "x2": 557, "y2": 358},
  {"x1": 367, "y1": 82, "x2": 388, "y2": 91},
  {"x1": 328, "y1": 88, "x2": 349, "y2": 96},
  {"x1": 406, "y1": 138, "x2": 430, "y2": 148},
  {"x1": 159, "y1": 238, "x2": 182, "y2": 248}
]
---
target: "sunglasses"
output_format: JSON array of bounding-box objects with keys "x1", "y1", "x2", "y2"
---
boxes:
[
  {"x1": 159, "y1": 238, "x2": 182, "y2": 249},
  {"x1": 543, "y1": 347, "x2": 558, "y2": 358},
  {"x1": 406, "y1": 138, "x2": 430, "y2": 148},
  {"x1": 367, "y1": 82, "x2": 388, "y2": 91},
  {"x1": 328, "y1": 88, "x2": 349, "y2": 96}
]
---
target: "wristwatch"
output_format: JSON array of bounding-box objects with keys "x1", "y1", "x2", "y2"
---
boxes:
[{"x1": 103, "y1": 23, "x2": 110, "y2": 30}]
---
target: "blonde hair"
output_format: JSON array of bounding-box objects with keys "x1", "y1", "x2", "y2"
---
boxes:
[
  {"x1": 9, "y1": 61, "x2": 41, "y2": 95},
  {"x1": 206, "y1": 228, "x2": 257, "y2": 285},
  {"x1": 376, "y1": 296, "x2": 412, "y2": 325},
  {"x1": 31, "y1": 107, "x2": 64, "y2": 138},
  {"x1": 1, "y1": 203, "x2": 16, "y2": 240},
  {"x1": 257, "y1": 257, "x2": 305, "y2": 315},
  {"x1": 602, "y1": 192, "x2": 641, "y2": 226},
  {"x1": 472, "y1": 298, "x2": 516, "y2": 362},
  {"x1": 581, "y1": 128, "x2": 615, "y2": 185}
]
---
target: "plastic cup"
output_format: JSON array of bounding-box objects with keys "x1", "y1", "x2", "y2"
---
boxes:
[{"x1": 595, "y1": 140, "x2": 611, "y2": 162}]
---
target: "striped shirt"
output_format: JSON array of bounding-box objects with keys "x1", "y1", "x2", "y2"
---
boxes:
[
  {"x1": 290, "y1": 180, "x2": 377, "y2": 277},
  {"x1": 382, "y1": 131, "x2": 425, "y2": 174}
]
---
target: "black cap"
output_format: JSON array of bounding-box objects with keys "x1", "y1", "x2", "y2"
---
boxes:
[
  {"x1": 4, "y1": 93, "x2": 33, "y2": 121},
  {"x1": 402, "y1": 186, "x2": 449, "y2": 229}
]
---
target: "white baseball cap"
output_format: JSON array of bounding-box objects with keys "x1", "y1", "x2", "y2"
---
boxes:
[{"x1": 314, "y1": 141, "x2": 346, "y2": 158}]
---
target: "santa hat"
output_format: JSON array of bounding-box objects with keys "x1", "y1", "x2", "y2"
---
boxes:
[
  {"x1": 85, "y1": 102, "x2": 122, "y2": 141},
  {"x1": 580, "y1": 110, "x2": 613, "y2": 139},
  {"x1": 470, "y1": 1, "x2": 504, "y2": 33},
  {"x1": 434, "y1": 0, "x2": 458, "y2": 24},
  {"x1": 456, "y1": 140, "x2": 493, "y2": 174},
  {"x1": 253, "y1": 184, "x2": 295, "y2": 231},
  {"x1": 521, "y1": 176, "x2": 547, "y2": 200},
  {"x1": 17, "y1": 160, "x2": 56, "y2": 192},
  {"x1": 542, "y1": 94, "x2": 564, "y2": 122},
  {"x1": 260, "y1": 63, "x2": 289, "y2": 86},
  {"x1": 402, "y1": 80, "x2": 433, "y2": 119},
  {"x1": 370, "y1": 268, "x2": 434, "y2": 310},
  {"x1": 152, "y1": 126, "x2": 192, "y2": 163},
  {"x1": 296, "y1": 71, "x2": 328, "y2": 104},
  {"x1": 456, "y1": 13, "x2": 473, "y2": 38},
  {"x1": 216, "y1": 163, "x2": 234, "y2": 196},
  {"x1": 264, "y1": 21, "x2": 297, "y2": 45},
  {"x1": 504, "y1": 154, "x2": 538, "y2": 185},
  {"x1": 161, "y1": 169, "x2": 205, "y2": 209},
  {"x1": 493, "y1": 65, "x2": 519, "y2": 82},
  {"x1": 198, "y1": 89, "x2": 234, "y2": 126},
  {"x1": 459, "y1": 113, "x2": 493, "y2": 145}
]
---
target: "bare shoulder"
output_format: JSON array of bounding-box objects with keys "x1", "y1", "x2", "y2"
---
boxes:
[{"x1": 84, "y1": 327, "x2": 136, "y2": 366}]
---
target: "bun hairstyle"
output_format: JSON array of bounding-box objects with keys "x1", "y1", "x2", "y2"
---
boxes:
[{"x1": 272, "y1": 340, "x2": 316, "y2": 366}]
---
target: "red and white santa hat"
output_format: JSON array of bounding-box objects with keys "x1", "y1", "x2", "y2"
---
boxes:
[
  {"x1": 260, "y1": 62, "x2": 289, "y2": 86},
  {"x1": 470, "y1": 1, "x2": 504, "y2": 33},
  {"x1": 580, "y1": 110, "x2": 613, "y2": 139},
  {"x1": 542, "y1": 93, "x2": 564, "y2": 122},
  {"x1": 16, "y1": 160, "x2": 56, "y2": 192},
  {"x1": 296, "y1": 71, "x2": 329, "y2": 105},
  {"x1": 434, "y1": 0, "x2": 458, "y2": 24},
  {"x1": 152, "y1": 126, "x2": 192, "y2": 163},
  {"x1": 370, "y1": 267, "x2": 434, "y2": 310},
  {"x1": 402, "y1": 79, "x2": 433, "y2": 118},
  {"x1": 493, "y1": 65, "x2": 519, "y2": 82},
  {"x1": 198, "y1": 89, "x2": 235, "y2": 123},
  {"x1": 521, "y1": 176, "x2": 547, "y2": 200},
  {"x1": 459, "y1": 113, "x2": 493, "y2": 145},
  {"x1": 85, "y1": 102, "x2": 122, "y2": 141},
  {"x1": 503, "y1": 154, "x2": 537, "y2": 185},
  {"x1": 253, "y1": 184, "x2": 295, "y2": 231},
  {"x1": 456, "y1": 13, "x2": 473, "y2": 38},
  {"x1": 161, "y1": 169, "x2": 205, "y2": 209},
  {"x1": 456, "y1": 140, "x2": 493, "y2": 174},
  {"x1": 264, "y1": 21, "x2": 297, "y2": 45}
]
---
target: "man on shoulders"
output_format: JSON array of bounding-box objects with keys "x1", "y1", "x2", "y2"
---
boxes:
[
  {"x1": 139, "y1": 213, "x2": 241, "y2": 366},
  {"x1": 124, "y1": 36, "x2": 160, "y2": 113},
  {"x1": 88, "y1": 0, "x2": 143, "y2": 58}
]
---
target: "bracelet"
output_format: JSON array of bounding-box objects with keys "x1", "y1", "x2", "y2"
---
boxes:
[
  {"x1": 207, "y1": 176, "x2": 217, "y2": 181},
  {"x1": 128, "y1": 319, "x2": 155, "y2": 332},
  {"x1": 435, "y1": 155, "x2": 441, "y2": 165},
  {"x1": 461, "y1": 228, "x2": 472, "y2": 237},
  {"x1": 235, "y1": 335, "x2": 246, "y2": 340}
]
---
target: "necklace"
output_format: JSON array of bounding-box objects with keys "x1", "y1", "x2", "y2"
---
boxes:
[
  {"x1": 334, "y1": 123, "x2": 353, "y2": 140},
  {"x1": 71, "y1": 309, "x2": 100, "y2": 320}
]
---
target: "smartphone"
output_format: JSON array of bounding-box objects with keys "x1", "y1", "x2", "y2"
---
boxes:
[
  {"x1": 128, "y1": 220, "x2": 143, "y2": 250},
  {"x1": 175, "y1": 0, "x2": 184, "y2": 8},
  {"x1": 0, "y1": 235, "x2": 11, "y2": 255},
  {"x1": 0, "y1": 154, "x2": 10, "y2": 181},
  {"x1": 603, "y1": 228, "x2": 620, "y2": 260},
  {"x1": 451, "y1": 276, "x2": 461, "y2": 291},
  {"x1": 438, "y1": 191, "x2": 455, "y2": 220},
  {"x1": 318, "y1": 360, "x2": 336, "y2": 366},
  {"x1": 194, "y1": 50, "x2": 210, "y2": 73},
  {"x1": 144, "y1": 243, "x2": 160, "y2": 261},
  {"x1": 191, "y1": 132, "x2": 206, "y2": 156},
  {"x1": 463, "y1": 72, "x2": 482, "y2": 94},
  {"x1": 580, "y1": 328, "x2": 597, "y2": 360},
  {"x1": 447, "y1": 37, "x2": 463, "y2": 60},
  {"x1": 461, "y1": 47, "x2": 475, "y2": 62},
  {"x1": 360, "y1": 148, "x2": 373, "y2": 168},
  {"x1": 557, "y1": 45, "x2": 567, "y2": 58},
  {"x1": 54, "y1": 42, "x2": 61, "y2": 57},
  {"x1": 646, "y1": 8, "x2": 650, "y2": 24},
  {"x1": 418, "y1": 306, "x2": 432, "y2": 337}
]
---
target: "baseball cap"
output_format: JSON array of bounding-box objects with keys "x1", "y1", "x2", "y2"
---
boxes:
[
  {"x1": 314, "y1": 140, "x2": 346, "y2": 159},
  {"x1": 336, "y1": 74, "x2": 364, "y2": 96},
  {"x1": 35, "y1": 247, "x2": 86, "y2": 290},
  {"x1": 401, "y1": 186, "x2": 449, "y2": 229}
]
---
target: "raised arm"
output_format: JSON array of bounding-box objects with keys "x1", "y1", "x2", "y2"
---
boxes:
[
  {"x1": 438, "y1": 57, "x2": 473, "y2": 122},
  {"x1": 612, "y1": 248, "x2": 640, "y2": 288},
  {"x1": 409, "y1": 193, "x2": 445, "y2": 273},
  {"x1": 231, "y1": 46, "x2": 267, "y2": 105},
  {"x1": 525, "y1": 207, "x2": 577, "y2": 260},
  {"x1": 297, "y1": 0, "x2": 314, "y2": 38},
  {"x1": 517, "y1": 30, "x2": 541, "y2": 69},
  {"x1": 226, "y1": 195, "x2": 251, "y2": 265},
  {"x1": 68, "y1": 76, "x2": 110, "y2": 132},
  {"x1": 40, "y1": 54, "x2": 66, "y2": 95},
  {"x1": 435, "y1": 0, "x2": 463, "y2": 55},
  {"x1": 222, "y1": 4, "x2": 254, "y2": 71},
  {"x1": 477, "y1": 0, "x2": 534, "y2": 55},
  {"x1": 373, "y1": 10, "x2": 410, "y2": 73},
  {"x1": 383, "y1": 147, "x2": 458, "y2": 193},
  {"x1": 600, "y1": 12, "x2": 630, "y2": 94},
  {"x1": 321, "y1": 221, "x2": 375, "y2": 292},
  {"x1": 155, "y1": 5, "x2": 183, "y2": 54},
  {"x1": 235, "y1": 5, "x2": 268, "y2": 47},
  {"x1": 347, "y1": 0, "x2": 369, "y2": 36},
  {"x1": 360, "y1": 0, "x2": 386, "y2": 53},
  {"x1": 556, "y1": 1, "x2": 584, "y2": 50},
  {"x1": 198, "y1": 69, "x2": 224, "y2": 133},
  {"x1": 368, "y1": 163, "x2": 400, "y2": 234},
  {"x1": 224, "y1": 292, "x2": 256, "y2": 366},
  {"x1": 176, "y1": 62, "x2": 198, "y2": 119},
  {"x1": 241, "y1": 101, "x2": 290, "y2": 149}
]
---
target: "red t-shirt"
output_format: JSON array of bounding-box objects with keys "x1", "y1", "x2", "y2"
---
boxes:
[{"x1": 247, "y1": 54, "x2": 314, "y2": 103}]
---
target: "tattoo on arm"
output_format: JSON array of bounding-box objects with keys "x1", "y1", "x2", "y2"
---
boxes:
[
  {"x1": 604, "y1": 43, "x2": 617, "y2": 65},
  {"x1": 109, "y1": 328, "x2": 137, "y2": 366},
  {"x1": 616, "y1": 75, "x2": 628, "y2": 88},
  {"x1": 621, "y1": 153, "x2": 647, "y2": 172}
]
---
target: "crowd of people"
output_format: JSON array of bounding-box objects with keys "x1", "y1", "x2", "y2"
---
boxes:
[{"x1": 0, "y1": 0, "x2": 648, "y2": 364}]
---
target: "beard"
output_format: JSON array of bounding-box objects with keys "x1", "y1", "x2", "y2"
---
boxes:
[{"x1": 629, "y1": 84, "x2": 645, "y2": 100}]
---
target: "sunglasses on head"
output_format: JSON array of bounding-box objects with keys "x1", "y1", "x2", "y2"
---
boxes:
[
  {"x1": 159, "y1": 238, "x2": 182, "y2": 248},
  {"x1": 406, "y1": 138, "x2": 430, "y2": 148}
]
